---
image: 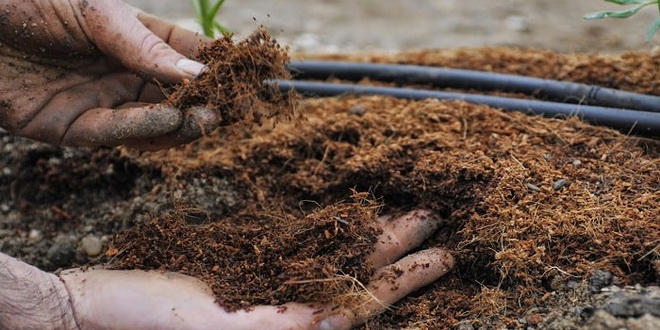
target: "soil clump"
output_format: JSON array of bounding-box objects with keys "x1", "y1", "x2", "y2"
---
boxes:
[{"x1": 167, "y1": 27, "x2": 297, "y2": 126}]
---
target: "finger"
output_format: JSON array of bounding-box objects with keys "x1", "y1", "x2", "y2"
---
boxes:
[
  {"x1": 137, "y1": 12, "x2": 213, "y2": 59},
  {"x1": 123, "y1": 106, "x2": 220, "y2": 150},
  {"x1": 19, "y1": 72, "x2": 148, "y2": 145},
  {"x1": 78, "y1": 0, "x2": 205, "y2": 83},
  {"x1": 138, "y1": 82, "x2": 168, "y2": 103},
  {"x1": 218, "y1": 303, "x2": 340, "y2": 330},
  {"x1": 368, "y1": 210, "x2": 443, "y2": 268},
  {"x1": 60, "y1": 104, "x2": 183, "y2": 148},
  {"x1": 321, "y1": 248, "x2": 455, "y2": 328}
]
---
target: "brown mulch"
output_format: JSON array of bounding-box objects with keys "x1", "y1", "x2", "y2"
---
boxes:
[
  {"x1": 106, "y1": 37, "x2": 659, "y2": 328},
  {"x1": 167, "y1": 27, "x2": 298, "y2": 126},
  {"x1": 111, "y1": 195, "x2": 382, "y2": 311}
]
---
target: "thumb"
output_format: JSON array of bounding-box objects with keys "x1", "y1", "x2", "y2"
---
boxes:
[{"x1": 78, "y1": 0, "x2": 205, "y2": 84}]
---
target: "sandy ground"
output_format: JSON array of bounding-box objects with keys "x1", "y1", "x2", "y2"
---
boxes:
[{"x1": 125, "y1": 0, "x2": 660, "y2": 53}]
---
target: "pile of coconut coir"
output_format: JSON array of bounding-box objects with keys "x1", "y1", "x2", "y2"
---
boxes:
[{"x1": 167, "y1": 27, "x2": 297, "y2": 126}]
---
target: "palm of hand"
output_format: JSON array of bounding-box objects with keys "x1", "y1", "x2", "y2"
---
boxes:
[
  {"x1": 0, "y1": 0, "x2": 216, "y2": 150},
  {"x1": 60, "y1": 211, "x2": 454, "y2": 330}
]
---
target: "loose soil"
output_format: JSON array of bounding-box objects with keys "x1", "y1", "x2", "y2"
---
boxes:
[
  {"x1": 167, "y1": 28, "x2": 297, "y2": 127},
  {"x1": 1, "y1": 34, "x2": 659, "y2": 329}
]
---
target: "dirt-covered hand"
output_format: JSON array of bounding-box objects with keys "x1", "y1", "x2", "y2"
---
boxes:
[
  {"x1": 0, "y1": 0, "x2": 218, "y2": 150},
  {"x1": 58, "y1": 210, "x2": 453, "y2": 330}
]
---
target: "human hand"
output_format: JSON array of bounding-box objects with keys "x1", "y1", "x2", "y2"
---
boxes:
[
  {"x1": 58, "y1": 210, "x2": 454, "y2": 329},
  {"x1": 0, "y1": 0, "x2": 218, "y2": 150}
]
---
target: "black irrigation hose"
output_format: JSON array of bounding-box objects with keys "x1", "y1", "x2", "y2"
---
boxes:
[
  {"x1": 272, "y1": 80, "x2": 660, "y2": 137},
  {"x1": 287, "y1": 60, "x2": 660, "y2": 114}
]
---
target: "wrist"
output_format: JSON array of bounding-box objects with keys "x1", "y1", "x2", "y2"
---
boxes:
[
  {"x1": 0, "y1": 253, "x2": 79, "y2": 330},
  {"x1": 50, "y1": 272, "x2": 81, "y2": 330}
]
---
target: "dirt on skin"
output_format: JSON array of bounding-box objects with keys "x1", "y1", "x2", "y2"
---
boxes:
[{"x1": 1, "y1": 36, "x2": 659, "y2": 329}]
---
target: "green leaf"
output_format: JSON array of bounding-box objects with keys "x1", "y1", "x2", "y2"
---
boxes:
[
  {"x1": 190, "y1": 0, "x2": 202, "y2": 20},
  {"x1": 192, "y1": 0, "x2": 229, "y2": 38},
  {"x1": 646, "y1": 16, "x2": 660, "y2": 40},
  {"x1": 213, "y1": 21, "x2": 230, "y2": 36},
  {"x1": 198, "y1": 0, "x2": 210, "y2": 20},
  {"x1": 209, "y1": 0, "x2": 227, "y2": 17},
  {"x1": 605, "y1": 0, "x2": 647, "y2": 5},
  {"x1": 583, "y1": 2, "x2": 656, "y2": 19}
]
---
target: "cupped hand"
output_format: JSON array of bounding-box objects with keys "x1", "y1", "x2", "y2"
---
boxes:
[
  {"x1": 59, "y1": 210, "x2": 454, "y2": 330},
  {"x1": 0, "y1": 0, "x2": 218, "y2": 150}
]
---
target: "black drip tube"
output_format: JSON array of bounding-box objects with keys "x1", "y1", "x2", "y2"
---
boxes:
[
  {"x1": 271, "y1": 80, "x2": 660, "y2": 137},
  {"x1": 288, "y1": 60, "x2": 660, "y2": 113},
  {"x1": 272, "y1": 60, "x2": 660, "y2": 137}
]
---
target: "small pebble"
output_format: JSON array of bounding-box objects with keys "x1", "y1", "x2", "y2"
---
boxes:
[
  {"x1": 81, "y1": 235, "x2": 103, "y2": 257},
  {"x1": 553, "y1": 179, "x2": 567, "y2": 190},
  {"x1": 527, "y1": 183, "x2": 541, "y2": 192},
  {"x1": 105, "y1": 164, "x2": 115, "y2": 175},
  {"x1": 627, "y1": 314, "x2": 660, "y2": 330},
  {"x1": 572, "y1": 159, "x2": 582, "y2": 166},
  {"x1": 348, "y1": 105, "x2": 366, "y2": 116},
  {"x1": 528, "y1": 313, "x2": 544, "y2": 326},
  {"x1": 47, "y1": 157, "x2": 61, "y2": 166},
  {"x1": 574, "y1": 306, "x2": 595, "y2": 319},
  {"x1": 456, "y1": 321, "x2": 475, "y2": 330},
  {"x1": 28, "y1": 229, "x2": 42, "y2": 241},
  {"x1": 589, "y1": 270, "x2": 613, "y2": 293}
]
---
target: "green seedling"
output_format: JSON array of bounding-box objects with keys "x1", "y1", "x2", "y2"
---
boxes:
[
  {"x1": 191, "y1": 0, "x2": 230, "y2": 38},
  {"x1": 584, "y1": 0, "x2": 660, "y2": 40}
]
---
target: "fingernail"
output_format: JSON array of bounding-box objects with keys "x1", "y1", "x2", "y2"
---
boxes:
[{"x1": 176, "y1": 58, "x2": 206, "y2": 77}]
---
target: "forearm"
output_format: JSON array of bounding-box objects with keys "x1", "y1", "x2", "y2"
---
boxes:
[{"x1": 0, "y1": 252, "x2": 78, "y2": 330}]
